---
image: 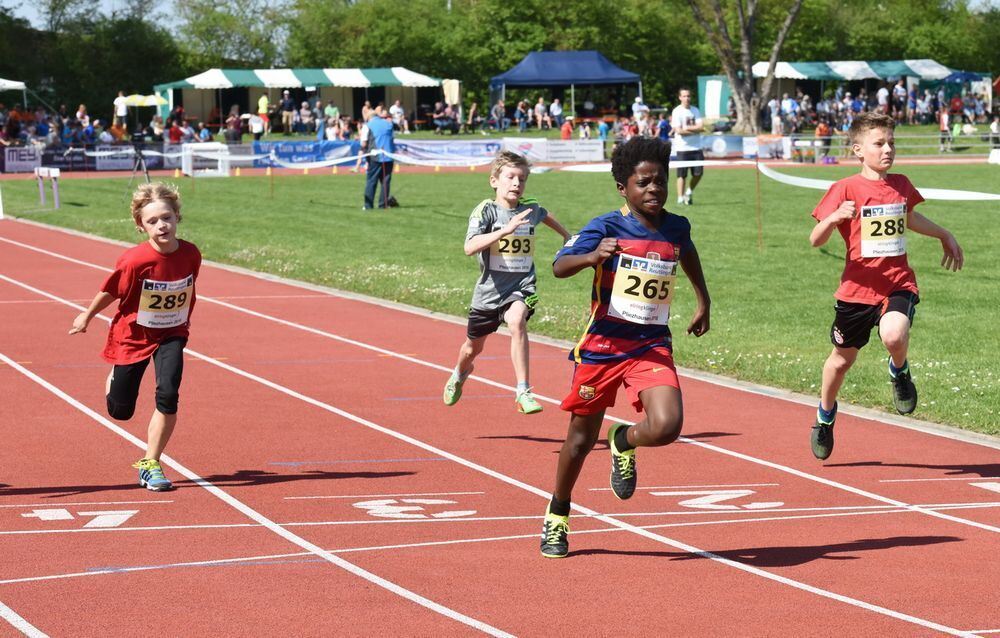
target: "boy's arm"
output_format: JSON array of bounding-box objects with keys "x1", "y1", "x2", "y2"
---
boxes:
[
  {"x1": 678, "y1": 245, "x2": 711, "y2": 337},
  {"x1": 541, "y1": 213, "x2": 572, "y2": 242},
  {"x1": 463, "y1": 209, "x2": 531, "y2": 256},
  {"x1": 907, "y1": 210, "x2": 964, "y2": 271},
  {"x1": 553, "y1": 237, "x2": 620, "y2": 279},
  {"x1": 810, "y1": 200, "x2": 855, "y2": 247},
  {"x1": 69, "y1": 291, "x2": 116, "y2": 335}
]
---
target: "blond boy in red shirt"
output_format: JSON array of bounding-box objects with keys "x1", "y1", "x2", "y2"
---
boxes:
[{"x1": 808, "y1": 112, "x2": 963, "y2": 460}]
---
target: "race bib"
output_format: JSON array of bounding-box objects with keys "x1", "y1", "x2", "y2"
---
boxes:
[
  {"x1": 860, "y1": 203, "x2": 906, "y2": 258},
  {"x1": 137, "y1": 275, "x2": 194, "y2": 329},
  {"x1": 609, "y1": 255, "x2": 676, "y2": 325},
  {"x1": 489, "y1": 225, "x2": 535, "y2": 273}
]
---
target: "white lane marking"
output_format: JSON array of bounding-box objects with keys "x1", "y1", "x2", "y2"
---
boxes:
[
  {"x1": 591, "y1": 483, "x2": 780, "y2": 491},
  {"x1": 286, "y1": 491, "x2": 485, "y2": 500},
  {"x1": 0, "y1": 255, "x2": 983, "y2": 636},
  {"x1": 0, "y1": 600, "x2": 48, "y2": 638},
  {"x1": 5, "y1": 229, "x2": 999, "y2": 453},
  {"x1": 0, "y1": 501, "x2": 171, "y2": 509},
  {"x1": 0, "y1": 354, "x2": 511, "y2": 638},
  {"x1": 881, "y1": 477, "x2": 1000, "y2": 483},
  {"x1": 971, "y1": 483, "x2": 1000, "y2": 495}
]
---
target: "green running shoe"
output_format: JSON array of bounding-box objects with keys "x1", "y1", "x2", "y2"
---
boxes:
[
  {"x1": 539, "y1": 507, "x2": 569, "y2": 558},
  {"x1": 515, "y1": 389, "x2": 543, "y2": 414},
  {"x1": 890, "y1": 364, "x2": 917, "y2": 415},
  {"x1": 811, "y1": 418, "x2": 835, "y2": 460},
  {"x1": 443, "y1": 374, "x2": 465, "y2": 406},
  {"x1": 608, "y1": 423, "x2": 637, "y2": 500}
]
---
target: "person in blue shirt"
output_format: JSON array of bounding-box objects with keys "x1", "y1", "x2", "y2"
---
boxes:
[{"x1": 362, "y1": 106, "x2": 397, "y2": 210}]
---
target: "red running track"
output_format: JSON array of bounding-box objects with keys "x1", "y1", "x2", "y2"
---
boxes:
[{"x1": 1, "y1": 218, "x2": 998, "y2": 637}]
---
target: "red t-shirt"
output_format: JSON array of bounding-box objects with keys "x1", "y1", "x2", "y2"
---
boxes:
[
  {"x1": 100, "y1": 240, "x2": 202, "y2": 364},
  {"x1": 812, "y1": 173, "x2": 923, "y2": 304}
]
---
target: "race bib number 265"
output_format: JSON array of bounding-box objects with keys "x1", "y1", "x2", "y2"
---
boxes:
[
  {"x1": 609, "y1": 256, "x2": 676, "y2": 325},
  {"x1": 137, "y1": 275, "x2": 193, "y2": 328}
]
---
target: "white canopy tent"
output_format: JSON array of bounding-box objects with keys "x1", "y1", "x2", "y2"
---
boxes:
[{"x1": 0, "y1": 78, "x2": 28, "y2": 108}]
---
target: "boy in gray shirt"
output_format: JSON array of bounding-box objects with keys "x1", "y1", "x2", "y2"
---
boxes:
[{"x1": 444, "y1": 150, "x2": 570, "y2": 413}]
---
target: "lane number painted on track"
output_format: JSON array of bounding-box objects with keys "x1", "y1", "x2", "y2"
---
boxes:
[
  {"x1": 353, "y1": 498, "x2": 476, "y2": 519},
  {"x1": 20, "y1": 508, "x2": 139, "y2": 528},
  {"x1": 648, "y1": 489, "x2": 784, "y2": 510}
]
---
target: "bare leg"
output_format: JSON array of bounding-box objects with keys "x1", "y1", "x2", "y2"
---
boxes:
[
  {"x1": 553, "y1": 412, "x2": 605, "y2": 501},
  {"x1": 624, "y1": 385, "x2": 684, "y2": 447},
  {"x1": 453, "y1": 335, "x2": 486, "y2": 378},
  {"x1": 145, "y1": 410, "x2": 177, "y2": 461},
  {"x1": 878, "y1": 311, "x2": 911, "y2": 369},
  {"x1": 676, "y1": 175, "x2": 686, "y2": 200},
  {"x1": 689, "y1": 173, "x2": 702, "y2": 193},
  {"x1": 503, "y1": 301, "x2": 530, "y2": 386},
  {"x1": 820, "y1": 346, "x2": 858, "y2": 411}
]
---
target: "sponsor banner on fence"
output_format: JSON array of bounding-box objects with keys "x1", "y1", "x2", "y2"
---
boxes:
[
  {"x1": 502, "y1": 138, "x2": 604, "y2": 162},
  {"x1": 94, "y1": 145, "x2": 136, "y2": 171},
  {"x1": 252, "y1": 140, "x2": 360, "y2": 168},
  {"x1": 395, "y1": 139, "x2": 502, "y2": 161},
  {"x1": 2, "y1": 146, "x2": 42, "y2": 173}
]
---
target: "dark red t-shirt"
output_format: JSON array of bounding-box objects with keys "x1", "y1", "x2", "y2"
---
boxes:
[
  {"x1": 100, "y1": 240, "x2": 201, "y2": 364},
  {"x1": 812, "y1": 173, "x2": 923, "y2": 304}
]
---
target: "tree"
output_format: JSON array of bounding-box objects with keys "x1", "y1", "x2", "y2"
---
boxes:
[
  {"x1": 686, "y1": 0, "x2": 803, "y2": 134},
  {"x1": 175, "y1": 0, "x2": 288, "y2": 67}
]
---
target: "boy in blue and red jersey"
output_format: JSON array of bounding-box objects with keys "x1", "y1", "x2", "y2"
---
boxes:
[{"x1": 540, "y1": 137, "x2": 711, "y2": 558}]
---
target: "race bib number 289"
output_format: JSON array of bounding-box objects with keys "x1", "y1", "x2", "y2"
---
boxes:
[{"x1": 137, "y1": 275, "x2": 193, "y2": 328}]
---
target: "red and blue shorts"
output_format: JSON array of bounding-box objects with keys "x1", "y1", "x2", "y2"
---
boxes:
[{"x1": 560, "y1": 346, "x2": 680, "y2": 415}]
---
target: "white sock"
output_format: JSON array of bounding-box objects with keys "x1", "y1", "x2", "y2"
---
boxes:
[{"x1": 516, "y1": 382, "x2": 529, "y2": 394}]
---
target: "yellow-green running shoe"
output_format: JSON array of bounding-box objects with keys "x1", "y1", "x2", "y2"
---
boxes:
[
  {"x1": 515, "y1": 389, "x2": 543, "y2": 414},
  {"x1": 132, "y1": 458, "x2": 173, "y2": 491},
  {"x1": 608, "y1": 423, "x2": 636, "y2": 500},
  {"x1": 443, "y1": 374, "x2": 465, "y2": 406},
  {"x1": 539, "y1": 507, "x2": 569, "y2": 558}
]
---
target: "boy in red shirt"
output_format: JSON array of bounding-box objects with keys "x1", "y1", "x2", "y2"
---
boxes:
[
  {"x1": 808, "y1": 112, "x2": 963, "y2": 460},
  {"x1": 70, "y1": 183, "x2": 202, "y2": 490}
]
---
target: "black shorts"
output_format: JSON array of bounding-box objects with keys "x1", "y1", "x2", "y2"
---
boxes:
[
  {"x1": 466, "y1": 296, "x2": 536, "y2": 340},
  {"x1": 830, "y1": 291, "x2": 919, "y2": 349},
  {"x1": 106, "y1": 337, "x2": 187, "y2": 419},
  {"x1": 675, "y1": 150, "x2": 705, "y2": 178}
]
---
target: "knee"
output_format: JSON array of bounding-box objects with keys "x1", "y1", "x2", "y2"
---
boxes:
[
  {"x1": 507, "y1": 318, "x2": 527, "y2": 338},
  {"x1": 155, "y1": 389, "x2": 179, "y2": 415},
  {"x1": 826, "y1": 352, "x2": 854, "y2": 375},
  {"x1": 644, "y1": 412, "x2": 683, "y2": 446},
  {"x1": 564, "y1": 429, "x2": 599, "y2": 459},
  {"x1": 106, "y1": 395, "x2": 136, "y2": 421},
  {"x1": 881, "y1": 328, "x2": 908, "y2": 352},
  {"x1": 462, "y1": 339, "x2": 484, "y2": 358}
]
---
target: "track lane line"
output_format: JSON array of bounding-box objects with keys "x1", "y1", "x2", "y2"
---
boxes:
[
  {"x1": 0, "y1": 353, "x2": 511, "y2": 638},
  {"x1": 0, "y1": 275, "x2": 978, "y2": 637},
  {"x1": 0, "y1": 600, "x2": 48, "y2": 638}
]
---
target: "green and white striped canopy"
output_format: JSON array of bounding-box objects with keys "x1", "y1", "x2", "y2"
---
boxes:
[
  {"x1": 154, "y1": 67, "x2": 440, "y2": 91},
  {"x1": 752, "y1": 59, "x2": 953, "y2": 81}
]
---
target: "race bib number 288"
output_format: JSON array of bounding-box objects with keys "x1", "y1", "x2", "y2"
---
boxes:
[
  {"x1": 860, "y1": 203, "x2": 906, "y2": 258},
  {"x1": 137, "y1": 275, "x2": 193, "y2": 328}
]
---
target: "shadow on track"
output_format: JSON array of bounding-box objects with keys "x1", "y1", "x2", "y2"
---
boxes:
[{"x1": 825, "y1": 460, "x2": 1000, "y2": 479}]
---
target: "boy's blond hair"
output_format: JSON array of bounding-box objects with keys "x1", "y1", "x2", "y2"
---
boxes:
[
  {"x1": 131, "y1": 182, "x2": 182, "y2": 226},
  {"x1": 490, "y1": 150, "x2": 530, "y2": 179},
  {"x1": 848, "y1": 112, "x2": 895, "y2": 147}
]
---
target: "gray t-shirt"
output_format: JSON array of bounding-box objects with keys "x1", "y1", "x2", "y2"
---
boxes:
[{"x1": 465, "y1": 199, "x2": 549, "y2": 310}]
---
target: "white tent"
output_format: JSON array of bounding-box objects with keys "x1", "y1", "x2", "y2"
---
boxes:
[{"x1": 0, "y1": 77, "x2": 28, "y2": 107}]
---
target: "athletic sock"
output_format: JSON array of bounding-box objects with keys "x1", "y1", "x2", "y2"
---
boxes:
[
  {"x1": 453, "y1": 366, "x2": 471, "y2": 382},
  {"x1": 614, "y1": 425, "x2": 635, "y2": 452},
  {"x1": 817, "y1": 401, "x2": 838, "y2": 424},
  {"x1": 549, "y1": 495, "x2": 571, "y2": 517},
  {"x1": 516, "y1": 381, "x2": 530, "y2": 394},
  {"x1": 888, "y1": 358, "x2": 908, "y2": 378}
]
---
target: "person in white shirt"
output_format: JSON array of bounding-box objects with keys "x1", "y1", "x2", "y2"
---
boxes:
[
  {"x1": 113, "y1": 91, "x2": 129, "y2": 130},
  {"x1": 876, "y1": 84, "x2": 890, "y2": 115},
  {"x1": 549, "y1": 99, "x2": 564, "y2": 127},
  {"x1": 388, "y1": 99, "x2": 410, "y2": 134},
  {"x1": 670, "y1": 87, "x2": 704, "y2": 205}
]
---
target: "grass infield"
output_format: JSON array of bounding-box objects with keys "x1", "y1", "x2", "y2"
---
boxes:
[{"x1": 2, "y1": 162, "x2": 996, "y2": 434}]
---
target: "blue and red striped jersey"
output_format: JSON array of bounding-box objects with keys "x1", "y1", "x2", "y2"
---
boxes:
[{"x1": 556, "y1": 206, "x2": 695, "y2": 364}]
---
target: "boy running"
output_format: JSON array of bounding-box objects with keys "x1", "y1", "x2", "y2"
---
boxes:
[
  {"x1": 69, "y1": 182, "x2": 202, "y2": 490},
  {"x1": 809, "y1": 112, "x2": 963, "y2": 460},
  {"x1": 540, "y1": 137, "x2": 711, "y2": 558},
  {"x1": 443, "y1": 151, "x2": 570, "y2": 414}
]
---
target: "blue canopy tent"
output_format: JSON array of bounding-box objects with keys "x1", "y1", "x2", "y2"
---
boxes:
[{"x1": 489, "y1": 51, "x2": 641, "y2": 115}]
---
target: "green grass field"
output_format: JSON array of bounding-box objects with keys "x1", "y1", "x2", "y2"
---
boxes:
[{"x1": 2, "y1": 162, "x2": 997, "y2": 433}]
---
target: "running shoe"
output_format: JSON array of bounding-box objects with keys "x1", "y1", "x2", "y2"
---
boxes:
[
  {"x1": 685, "y1": 189, "x2": 693, "y2": 205},
  {"x1": 539, "y1": 507, "x2": 570, "y2": 558},
  {"x1": 890, "y1": 364, "x2": 917, "y2": 415},
  {"x1": 443, "y1": 374, "x2": 465, "y2": 406},
  {"x1": 132, "y1": 458, "x2": 173, "y2": 491},
  {"x1": 515, "y1": 389, "x2": 543, "y2": 414},
  {"x1": 608, "y1": 423, "x2": 637, "y2": 500}
]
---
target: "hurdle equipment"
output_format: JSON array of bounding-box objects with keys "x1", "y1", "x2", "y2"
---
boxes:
[{"x1": 34, "y1": 167, "x2": 61, "y2": 209}]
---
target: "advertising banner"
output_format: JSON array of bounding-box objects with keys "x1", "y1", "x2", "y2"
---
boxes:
[
  {"x1": 394, "y1": 139, "x2": 502, "y2": 161},
  {"x1": 252, "y1": 140, "x2": 360, "y2": 168},
  {"x1": 2, "y1": 146, "x2": 42, "y2": 173}
]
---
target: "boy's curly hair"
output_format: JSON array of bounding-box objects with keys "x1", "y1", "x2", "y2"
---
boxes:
[
  {"x1": 611, "y1": 137, "x2": 671, "y2": 185},
  {"x1": 131, "y1": 182, "x2": 182, "y2": 226},
  {"x1": 849, "y1": 112, "x2": 895, "y2": 147}
]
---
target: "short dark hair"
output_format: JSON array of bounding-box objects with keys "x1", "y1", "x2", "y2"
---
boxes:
[{"x1": 611, "y1": 137, "x2": 671, "y2": 185}]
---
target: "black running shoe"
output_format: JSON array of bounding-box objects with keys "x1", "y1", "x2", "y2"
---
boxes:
[
  {"x1": 811, "y1": 418, "x2": 835, "y2": 460},
  {"x1": 540, "y1": 508, "x2": 569, "y2": 558},
  {"x1": 891, "y1": 368, "x2": 917, "y2": 415},
  {"x1": 608, "y1": 423, "x2": 637, "y2": 500}
]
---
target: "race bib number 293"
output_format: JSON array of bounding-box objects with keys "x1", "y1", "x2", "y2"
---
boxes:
[{"x1": 137, "y1": 275, "x2": 193, "y2": 328}]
